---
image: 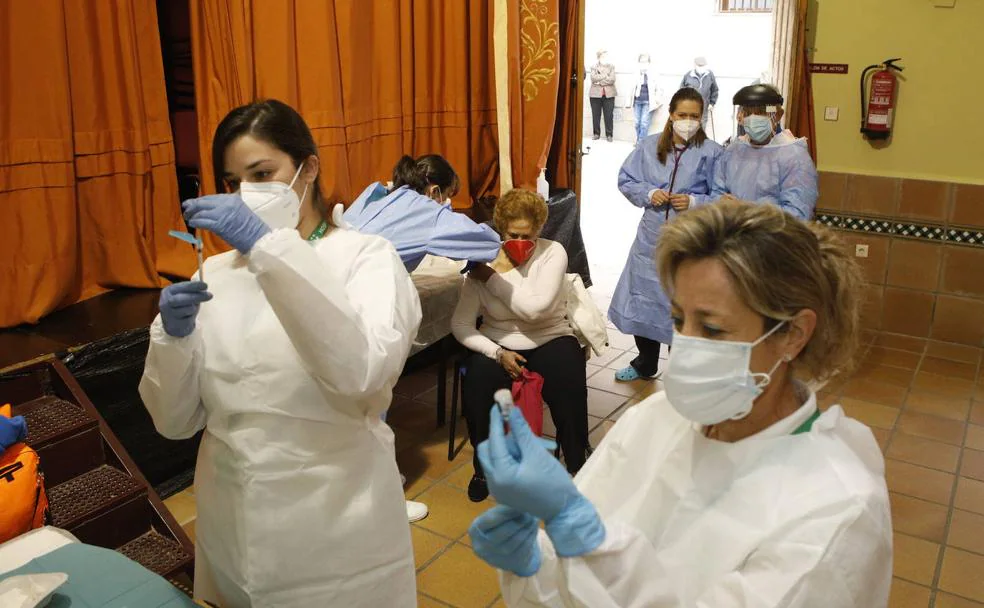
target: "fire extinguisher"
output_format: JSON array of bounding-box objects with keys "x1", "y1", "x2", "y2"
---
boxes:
[{"x1": 860, "y1": 58, "x2": 904, "y2": 140}]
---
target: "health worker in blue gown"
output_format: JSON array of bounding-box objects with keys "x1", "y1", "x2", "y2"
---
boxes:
[
  {"x1": 609, "y1": 87, "x2": 723, "y2": 383},
  {"x1": 711, "y1": 84, "x2": 818, "y2": 221}
]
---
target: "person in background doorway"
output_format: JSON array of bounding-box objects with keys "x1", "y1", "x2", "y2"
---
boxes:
[
  {"x1": 610, "y1": 87, "x2": 723, "y2": 382},
  {"x1": 469, "y1": 201, "x2": 891, "y2": 607},
  {"x1": 451, "y1": 189, "x2": 590, "y2": 503},
  {"x1": 630, "y1": 53, "x2": 662, "y2": 145},
  {"x1": 711, "y1": 84, "x2": 818, "y2": 220},
  {"x1": 139, "y1": 99, "x2": 420, "y2": 607},
  {"x1": 344, "y1": 154, "x2": 501, "y2": 273},
  {"x1": 589, "y1": 50, "x2": 617, "y2": 142},
  {"x1": 680, "y1": 56, "x2": 719, "y2": 129}
]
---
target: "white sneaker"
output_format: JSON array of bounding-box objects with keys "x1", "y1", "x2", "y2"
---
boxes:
[{"x1": 406, "y1": 500, "x2": 429, "y2": 523}]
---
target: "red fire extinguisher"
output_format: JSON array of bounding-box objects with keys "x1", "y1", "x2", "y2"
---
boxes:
[{"x1": 860, "y1": 58, "x2": 904, "y2": 140}]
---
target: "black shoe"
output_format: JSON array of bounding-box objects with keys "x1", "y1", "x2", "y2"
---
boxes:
[
  {"x1": 592, "y1": 135, "x2": 600, "y2": 140},
  {"x1": 606, "y1": 136, "x2": 613, "y2": 142},
  {"x1": 467, "y1": 474, "x2": 489, "y2": 502}
]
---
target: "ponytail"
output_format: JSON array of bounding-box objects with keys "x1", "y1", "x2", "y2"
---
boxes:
[{"x1": 391, "y1": 154, "x2": 461, "y2": 198}]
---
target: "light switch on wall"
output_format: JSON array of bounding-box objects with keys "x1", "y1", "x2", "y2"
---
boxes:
[
  {"x1": 824, "y1": 107, "x2": 839, "y2": 121},
  {"x1": 933, "y1": 0, "x2": 956, "y2": 7}
]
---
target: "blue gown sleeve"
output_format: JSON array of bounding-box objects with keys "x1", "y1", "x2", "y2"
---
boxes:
[
  {"x1": 618, "y1": 140, "x2": 663, "y2": 208},
  {"x1": 427, "y1": 206, "x2": 502, "y2": 264},
  {"x1": 691, "y1": 144, "x2": 724, "y2": 207},
  {"x1": 710, "y1": 146, "x2": 731, "y2": 199},
  {"x1": 777, "y1": 145, "x2": 819, "y2": 220}
]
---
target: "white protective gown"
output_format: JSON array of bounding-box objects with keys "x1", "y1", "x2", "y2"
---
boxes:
[
  {"x1": 139, "y1": 226, "x2": 422, "y2": 608},
  {"x1": 500, "y1": 389, "x2": 893, "y2": 607}
]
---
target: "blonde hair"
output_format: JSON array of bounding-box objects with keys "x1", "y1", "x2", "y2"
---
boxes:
[
  {"x1": 657, "y1": 201, "x2": 864, "y2": 382},
  {"x1": 493, "y1": 189, "x2": 548, "y2": 234}
]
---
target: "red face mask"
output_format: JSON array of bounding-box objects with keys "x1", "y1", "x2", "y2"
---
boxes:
[{"x1": 503, "y1": 239, "x2": 536, "y2": 265}]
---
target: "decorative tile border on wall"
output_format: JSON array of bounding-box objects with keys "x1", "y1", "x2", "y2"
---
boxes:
[{"x1": 817, "y1": 210, "x2": 984, "y2": 248}]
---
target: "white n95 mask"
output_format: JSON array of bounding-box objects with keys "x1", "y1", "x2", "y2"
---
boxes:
[
  {"x1": 239, "y1": 163, "x2": 308, "y2": 230},
  {"x1": 673, "y1": 119, "x2": 700, "y2": 142},
  {"x1": 663, "y1": 322, "x2": 788, "y2": 425}
]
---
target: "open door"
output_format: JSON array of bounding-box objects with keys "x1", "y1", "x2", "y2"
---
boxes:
[{"x1": 546, "y1": 0, "x2": 586, "y2": 200}]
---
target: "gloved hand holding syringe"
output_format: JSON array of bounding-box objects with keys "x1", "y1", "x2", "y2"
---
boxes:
[{"x1": 493, "y1": 389, "x2": 557, "y2": 453}]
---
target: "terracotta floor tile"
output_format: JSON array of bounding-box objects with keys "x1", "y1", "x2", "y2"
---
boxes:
[
  {"x1": 970, "y1": 402, "x2": 984, "y2": 426},
  {"x1": 416, "y1": 543, "x2": 501, "y2": 608},
  {"x1": 888, "y1": 577, "x2": 931, "y2": 608},
  {"x1": 955, "y1": 477, "x2": 984, "y2": 515},
  {"x1": 489, "y1": 598, "x2": 507, "y2": 607},
  {"x1": 887, "y1": 433, "x2": 961, "y2": 473},
  {"x1": 885, "y1": 459, "x2": 956, "y2": 505},
  {"x1": 587, "y1": 371, "x2": 650, "y2": 397},
  {"x1": 604, "y1": 350, "x2": 636, "y2": 371},
  {"x1": 414, "y1": 483, "x2": 493, "y2": 541},
  {"x1": 416, "y1": 594, "x2": 450, "y2": 607},
  {"x1": 589, "y1": 347, "x2": 627, "y2": 368},
  {"x1": 966, "y1": 425, "x2": 984, "y2": 451},
  {"x1": 940, "y1": 547, "x2": 984, "y2": 602},
  {"x1": 892, "y1": 533, "x2": 940, "y2": 586},
  {"x1": 867, "y1": 346, "x2": 923, "y2": 370},
  {"x1": 912, "y1": 372, "x2": 976, "y2": 401},
  {"x1": 412, "y1": 525, "x2": 454, "y2": 570},
  {"x1": 611, "y1": 398, "x2": 642, "y2": 420},
  {"x1": 589, "y1": 419, "x2": 617, "y2": 447},
  {"x1": 398, "y1": 438, "x2": 473, "y2": 481},
  {"x1": 904, "y1": 392, "x2": 972, "y2": 422},
  {"x1": 840, "y1": 397, "x2": 900, "y2": 429},
  {"x1": 926, "y1": 342, "x2": 982, "y2": 365},
  {"x1": 897, "y1": 412, "x2": 966, "y2": 446},
  {"x1": 921, "y1": 357, "x2": 978, "y2": 381},
  {"x1": 390, "y1": 400, "x2": 446, "y2": 437},
  {"x1": 936, "y1": 592, "x2": 984, "y2": 607},
  {"x1": 585, "y1": 363, "x2": 603, "y2": 378},
  {"x1": 842, "y1": 379, "x2": 908, "y2": 408},
  {"x1": 405, "y1": 474, "x2": 440, "y2": 501},
  {"x1": 977, "y1": 384, "x2": 984, "y2": 402},
  {"x1": 607, "y1": 331, "x2": 637, "y2": 351},
  {"x1": 962, "y1": 449, "x2": 984, "y2": 482},
  {"x1": 587, "y1": 387, "x2": 630, "y2": 418},
  {"x1": 395, "y1": 371, "x2": 441, "y2": 399},
  {"x1": 875, "y1": 334, "x2": 927, "y2": 354},
  {"x1": 854, "y1": 363, "x2": 917, "y2": 387},
  {"x1": 889, "y1": 492, "x2": 949, "y2": 543},
  {"x1": 415, "y1": 381, "x2": 457, "y2": 408},
  {"x1": 948, "y1": 509, "x2": 984, "y2": 556},
  {"x1": 163, "y1": 489, "x2": 197, "y2": 526},
  {"x1": 871, "y1": 427, "x2": 892, "y2": 452},
  {"x1": 633, "y1": 379, "x2": 664, "y2": 400},
  {"x1": 444, "y1": 462, "x2": 477, "y2": 491},
  {"x1": 182, "y1": 519, "x2": 196, "y2": 544}
]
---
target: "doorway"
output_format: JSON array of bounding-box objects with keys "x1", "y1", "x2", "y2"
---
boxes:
[{"x1": 577, "y1": 0, "x2": 777, "y2": 308}]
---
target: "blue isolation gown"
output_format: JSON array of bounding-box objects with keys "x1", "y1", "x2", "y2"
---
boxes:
[
  {"x1": 344, "y1": 182, "x2": 501, "y2": 272},
  {"x1": 711, "y1": 131, "x2": 818, "y2": 220},
  {"x1": 610, "y1": 134, "x2": 723, "y2": 344}
]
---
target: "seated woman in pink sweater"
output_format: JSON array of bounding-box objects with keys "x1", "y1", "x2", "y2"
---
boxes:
[{"x1": 451, "y1": 189, "x2": 590, "y2": 502}]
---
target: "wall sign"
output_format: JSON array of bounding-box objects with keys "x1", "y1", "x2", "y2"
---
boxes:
[{"x1": 809, "y1": 63, "x2": 849, "y2": 74}]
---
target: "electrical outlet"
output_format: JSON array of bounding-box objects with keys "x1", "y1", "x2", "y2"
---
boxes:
[
  {"x1": 824, "y1": 107, "x2": 839, "y2": 121},
  {"x1": 855, "y1": 244, "x2": 869, "y2": 258}
]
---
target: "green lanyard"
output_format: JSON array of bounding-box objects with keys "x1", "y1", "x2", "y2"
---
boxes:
[
  {"x1": 307, "y1": 221, "x2": 329, "y2": 242},
  {"x1": 792, "y1": 409, "x2": 822, "y2": 435}
]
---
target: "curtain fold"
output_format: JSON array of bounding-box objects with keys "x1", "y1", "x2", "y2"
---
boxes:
[
  {"x1": 771, "y1": 0, "x2": 815, "y2": 159},
  {"x1": 546, "y1": 0, "x2": 579, "y2": 191},
  {"x1": 0, "y1": 0, "x2": 191, "y2": 328},
  {"x1": 190, "y1": 0, "x2": 501, "y2": 258},
  {"x1": 505, "y1": 0, "x2": 561, "y2": 190}
]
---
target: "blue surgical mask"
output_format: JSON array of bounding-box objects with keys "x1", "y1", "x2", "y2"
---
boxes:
[{"x1": 743, "y1": 115, "x2": 774, "y2": 143}]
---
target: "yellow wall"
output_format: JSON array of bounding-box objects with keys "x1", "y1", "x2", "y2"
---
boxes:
[{"x1": 811, "y1": 0, "x2": 984, "y2": 184}]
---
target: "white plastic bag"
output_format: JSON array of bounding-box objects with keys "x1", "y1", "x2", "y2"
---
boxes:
[{"x1": 0, "y1": 573, "x2": 68, "y2": 608}]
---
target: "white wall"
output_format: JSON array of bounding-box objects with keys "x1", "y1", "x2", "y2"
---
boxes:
[{"x1": 583, "y1": 0, "x2": 774, "y2": 143}]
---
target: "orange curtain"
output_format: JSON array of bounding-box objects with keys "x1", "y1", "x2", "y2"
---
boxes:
[
  {"x1": 0, "y1": 0, "x2": 192, "y2": 328},
  {"x1": 546, "y1": 0, "x2": 580, "y2": 191},
  {"x1": 190, "y1": 0, "x2": 501, "y2": 257},
  {"x1": 505, "y1": 0, "x2": 561, "y2": 190}
]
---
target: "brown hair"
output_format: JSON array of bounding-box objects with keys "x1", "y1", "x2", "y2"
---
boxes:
[
  {"x1": 212, "y1": 99, "x2": 333, "y2": 224},
  {"x1": 392, "y1": 154, "x2": 461, "y2": 198},
  {"x1": 493, "y1": 189, "x2": 548, "y2": 234},
  {"x1": 657, "y1": 88, "x2": 709, "y2": 164},
  {"x1": 657, "y1": 201, "x2": 865, "y2": 382}
]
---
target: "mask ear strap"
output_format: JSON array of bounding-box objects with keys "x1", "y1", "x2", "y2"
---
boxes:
[{"x1": 288, "y1": 161, "x2": 305, "y2": 189}]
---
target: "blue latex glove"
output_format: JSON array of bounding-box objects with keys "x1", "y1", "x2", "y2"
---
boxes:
[
  {"x1": 0, "y1": 415, "x2": 28, "y2": 451},
  {"x1": 478, "y1": 406, "x2": 606, "y2": 557},
  {"x1": 182, "y1": 194, "x2": 270, "y2": 254},
  {"x1": 159, "y1": 281, "x2": 212, "y2": 338},
  {"x1": 469, "y1": 505, "x2": 542, "y2": 577}
]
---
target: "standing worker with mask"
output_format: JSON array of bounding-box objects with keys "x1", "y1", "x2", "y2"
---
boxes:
[
  {"x1": 588, "y1": 50, "x2": 617, "y2": 141},
  {"x1": 139, "y1": 99, "x2": 422, "y2": 607},
  {"x1": 680, "y1": 57, "x2": 719, "y2": 129},
  {"x1": 466, "y1": 201, "x2": 892, "y2": 608},
  {"x1": 629, "y1": 53, "x2": 662, "y2": 145},
  {"x1": 712, "y1": 84, "x2": 819, "y2": 220},
  {"x1": 610, "y1": 87, "x2": 722, "y2": 382}
]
